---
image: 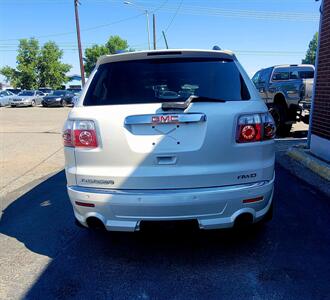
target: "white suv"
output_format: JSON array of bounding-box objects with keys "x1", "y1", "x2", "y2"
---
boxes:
[{"x1": 63, "y1": 49, "x2": 275, "y2": 232}]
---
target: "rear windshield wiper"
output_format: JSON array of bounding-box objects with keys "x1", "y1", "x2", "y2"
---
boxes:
[{"x1": 161, "y1": 95, "x2": 226, "y2": 111}]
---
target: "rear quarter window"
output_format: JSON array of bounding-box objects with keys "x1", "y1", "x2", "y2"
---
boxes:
[
  {"x1": 84, "y1": 57, "x2": 250, "y2": 106},
  {"x1": 272, "y1": 71, "x2": 290, "y2": 81},
  {"x1": 299, "y1": 70, "x2": 314, "y2": 79}
]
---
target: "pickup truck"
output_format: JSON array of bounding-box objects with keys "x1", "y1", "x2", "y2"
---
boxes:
[{"x1": 252, "y1": 64, "x2": 314, "y2": 136}]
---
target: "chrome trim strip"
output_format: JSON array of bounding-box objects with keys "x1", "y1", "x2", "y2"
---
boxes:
[
  {"x1": 68, "y1": 180, "x2": 272, "y2": 195},
  {"x1": 124, "y1": 113, "x2": 206, "y2": 125}
]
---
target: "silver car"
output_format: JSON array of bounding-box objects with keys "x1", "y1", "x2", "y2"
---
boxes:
[
  {"x1": 0, "y1": 90, "x2": 15, "y2": 107},
  {"x1": 63, "y1": 49, "x2": 275, "y2": 232},
  {"x1": 10, "y1": 90, "x2": 45, "y2": 107}
]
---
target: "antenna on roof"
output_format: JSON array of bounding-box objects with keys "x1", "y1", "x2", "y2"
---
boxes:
[
  {"x1": 162, "y1": 31, "x2": 169, "y2": 49},
  {"x1": 212, "y1": 45, "x2": 221, "y2": 50}
]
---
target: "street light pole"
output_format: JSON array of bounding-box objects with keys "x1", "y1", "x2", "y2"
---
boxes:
[
  {"x1": 145, "y1": 10, "x2": 151, "y2": 50},
  {"x1": 153, "y1": 14, "x2": 156, "y2": 50},
  {"x1": 74, "y1": 0, "x2": 85, "y2": 86},
  {"x1": 124, "y1": 1, "x2": 151, "y2": 50}
]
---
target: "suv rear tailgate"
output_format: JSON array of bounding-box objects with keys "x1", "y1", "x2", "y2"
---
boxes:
[{"x1": 67, "y1": 101, "x2": 274, "y2": 190}]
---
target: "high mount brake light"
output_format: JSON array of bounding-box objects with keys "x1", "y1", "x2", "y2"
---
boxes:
[
  {"x1": 236, "y1": 113, "x2": 275, "y2": 143},
  {"x1": 62, "y1": 120, "x2": 98, "y2": 148}
]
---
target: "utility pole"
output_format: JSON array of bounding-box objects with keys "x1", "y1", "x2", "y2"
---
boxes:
[
  {"x1": 162, "y1": 30, "x2": 169, "y2": 49},
  {"x1": 74, "y1": 0, "x2": 85, "y2": 86},
  {"x1": 153, "y1": 14, "x2": 156, "y2": 50}
]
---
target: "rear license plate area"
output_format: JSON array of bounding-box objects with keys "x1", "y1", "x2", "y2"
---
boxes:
[{"x1": 139, "y1": 219, "x2": 199, "y2": 233}]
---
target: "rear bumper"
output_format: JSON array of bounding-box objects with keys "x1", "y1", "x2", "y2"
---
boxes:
[
  {"x1": 42, "y1": 101, "x2": 62, "y2": 106},
  {"x1": 10, "y1": 102, "x2": 31, "y2": 107},
  {"x1": 67, "y1": 174, "x2": 275, "y2": 232}
]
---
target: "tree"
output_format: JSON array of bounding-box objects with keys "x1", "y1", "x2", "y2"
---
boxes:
[
  {"x1": 0, "y1": 38, "x2": 71, "y2": 89},
  {"x1": 37, "y1": 41, "x2": 71, "y2": 89},
  {"x1": 0, "y1": 38, "x2": 40, "y2": 89},
  {"x1": 105, "y1": 35, "x2": 128, "y2": 54},
  {"x1": 84, "y1": 35, "x2": 129, "y2": 76},
  {"x1": 0, "y1": 66, "x2": 18, "y2": 87},
  {"x1": 302, "y1": 32, "x2": 318, "y2": 65},
  {"x1": 84, "y1": 45, "x2": 109, "y2": 76}
]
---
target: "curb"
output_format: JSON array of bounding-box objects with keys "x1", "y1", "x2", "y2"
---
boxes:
[{"x1": 287, "y1": 148, "x2": 330, "y2": 181}]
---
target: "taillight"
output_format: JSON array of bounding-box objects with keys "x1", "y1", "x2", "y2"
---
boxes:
[
  {"x1": 63, "y1": 120, "x2": 73, "y2": 147},
  {"x1": 236, "y1": 113, "x2": 275, "y2": 143},
  {"x1": 62, "y1": 120, "x2": 98, "y2": 148},
  {"x1": 261, "y1": 113, "x2": 276, "y2": 140}
]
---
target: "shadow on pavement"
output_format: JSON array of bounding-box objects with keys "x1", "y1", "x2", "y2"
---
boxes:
[
  {"x1": 0, "y1": 170, "x2": 79, "y2": 258},
  {"x1": 289, "y1": 129, "x2": 308, "y2": 139},
  {"x1": 1, "y1": 166, "x2": 330, "y2": 299}
]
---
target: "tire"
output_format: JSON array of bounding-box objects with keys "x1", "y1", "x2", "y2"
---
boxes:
[
  {"x1": 31, "y1": 100, "x2": 36, "y2": 107},
  {"x1": 11, "y1": 105, "x2": 16, "y2": 108},
  {"x1": 270, "y1": 103, "x2": 292, "y2": 137},
  {"x1": 62, "y1": 100, "x2": 67, "y2": 107},
  {"x1": 254, "y1": 202, "x2": 273, "y2": 228},
  {"x1": 263, "y1": 201, "x2": 273, "y2": 222},
  {"x1": 301, "y1": 114, "x2": 310, "y2": 125}
]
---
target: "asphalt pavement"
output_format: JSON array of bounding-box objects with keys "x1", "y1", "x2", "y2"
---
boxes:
[
  {"x1": 0, "y1": 165, "x2": 329, "y2": 300},
  {"x1": 0, "y1": 106, "x2": 69, "y2": 210}
]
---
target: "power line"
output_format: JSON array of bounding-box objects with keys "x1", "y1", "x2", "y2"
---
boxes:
[
  {"x1": 0, "y1": 2, "x2": 318, "y2": 42},
  {"x1": 0, "y1": 12, "x2": 144, "y2": 42},
  {"x1": 164, "y1": 0, "x2": 183, "y2": 33}
]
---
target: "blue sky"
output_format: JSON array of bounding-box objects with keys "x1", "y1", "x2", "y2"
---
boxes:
[{"x1": 0, "y1": 0, "x2": 321, "y2": 79}]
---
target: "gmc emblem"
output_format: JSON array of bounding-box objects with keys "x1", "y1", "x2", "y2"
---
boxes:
[{"x1": 152, "y1": 115, "x2": 179, "y2": 124}]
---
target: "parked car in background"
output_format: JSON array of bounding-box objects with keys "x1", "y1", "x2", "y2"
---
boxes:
[
  {"x1": 10, "y1": 90, "x2": 45, "y2": 107},
  {"x1": 38, "y1": 87, "x2": 53, "y2": 96},
  {"x1": 71, "y1": 92, "x2": 81, "y2": 106},
  {"x1": 252, "y1": 64, "x2": 314, "y2": 136},
  {"x1": 42, "y1": 90, "x2": 75, "y2": 107},
  {"x1": 66, "y1": 88, "x2": 82, "y2": 96},
  {"x1": 64, "y1": 49, "x2": 275, "y2": 232},
  {"x1": 0, "y1": 90, "x2": 15, "y2": 106},
  {"x1": 6, "y1": 88, "x2": 21, "y2": 95}
]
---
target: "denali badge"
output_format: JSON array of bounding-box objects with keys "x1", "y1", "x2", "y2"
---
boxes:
[
  {"x1": 237, "y1": 173, "x2": 257, "y2": 180},
  {"x1": 152, "y1": 115, "x2": 179, "y2": 124},
  {"x1": 81, "y1": 178, "x2": 114, "y2": 185}
]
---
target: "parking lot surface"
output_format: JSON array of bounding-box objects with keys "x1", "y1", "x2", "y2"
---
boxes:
[
  {"x1": 0, "y1": 106, "x2": 70, "y2": 211},
  {"x1": 1, "y1": 108, "x2": 329, "y2": 300}
]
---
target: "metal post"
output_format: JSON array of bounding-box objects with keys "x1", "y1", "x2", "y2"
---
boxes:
[
  {"x1": 307, "y1": 0, "x2": 324, "y2": 148},
  {"x1": 153, "y1": 14, "x2": 156, "y2": 50},
  {"x1": 162, "y1": 30, "x2": 169, "y2": 49},
  {"x1": 145, "y1": 10, "x2": 151, "y2": 50},
  {"x1": 74, "y1": 0, "x2": 86, "y2": 86}
]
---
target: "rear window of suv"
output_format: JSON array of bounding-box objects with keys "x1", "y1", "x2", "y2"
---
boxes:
[{"x1": 84, "y1": 57, "x2": 250, "y2": 106}]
